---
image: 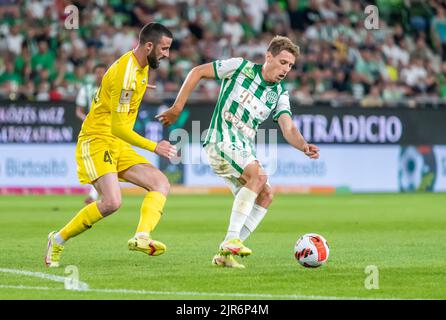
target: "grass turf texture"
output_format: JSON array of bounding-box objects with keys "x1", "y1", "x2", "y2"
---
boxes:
[{"x1": 0, "y1": 193, "x2": 445, "y2": 300}]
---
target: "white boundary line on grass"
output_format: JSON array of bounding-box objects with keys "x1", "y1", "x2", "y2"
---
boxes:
[
  {"x1": 0, "y1": 268, "x2": 389, "y2": 300},
  {"x1": 0, "y1": 268, "x2": 89, "y2": 290},
  {"x1": 0, "y1": 284, "x2": 381, "y2": 300}
]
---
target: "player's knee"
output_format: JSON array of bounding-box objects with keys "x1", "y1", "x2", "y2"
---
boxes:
[
  {"x1": 150, "y1": 173, "x2": 170, "y2": 196},
  {"x1": 157, "y1": 180, "x2": 170, "y2": 196},
  {"x1": 250, "y1": 174, "x2": 268, "y2": 189},
  {"x1": 101, "y1": 198, "x2": 121, "y2": 215}
]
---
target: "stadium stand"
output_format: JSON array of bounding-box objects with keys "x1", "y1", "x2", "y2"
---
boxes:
[{"x1": 0, "y1": 0, "x2": 445, "y2": 107}]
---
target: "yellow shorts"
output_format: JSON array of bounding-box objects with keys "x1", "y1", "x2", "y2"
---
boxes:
[{"x1": 76, "y1": 136, "x2": 151, "y2": 185}]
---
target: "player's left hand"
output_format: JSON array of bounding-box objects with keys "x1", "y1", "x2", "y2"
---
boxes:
[
  {"x1": 154, "y1": 140, "x2": 177, "y2": 159},
  {"x1": 155, "y1": 107, "x2": 181, "y2": 126},
  {"x1": 303, "y1": 144, "x2": 320, "y2": 159}
]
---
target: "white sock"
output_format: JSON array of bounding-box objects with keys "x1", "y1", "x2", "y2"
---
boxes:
[
  {"x1": 54, "y1": 232, "x2": 66, "y2": 245},
  {"x1": 89, "y1": 186, "x2": 99, "y2": 200},
  {"x1": 134, "y1": 232, "x2": 150, "y2": 238},
  {"x1": 224, "y1": 187, "x2": 258, "y2": 241},
  {"x1": 240, "y1": 204, "x2": 268, "y2": 241}
]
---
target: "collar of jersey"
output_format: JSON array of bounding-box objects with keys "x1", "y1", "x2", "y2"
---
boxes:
[
  {"x1": 256, "y1": 64, "x2": 278, "y2": 87},
  {"x1": 131, "y1": 50, "x2": 147, "y2": 71}
]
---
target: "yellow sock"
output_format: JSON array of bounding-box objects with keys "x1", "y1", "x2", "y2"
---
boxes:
[
  {"x1": 59, "y1": 202, "x2": 103, "y2": 241},
  {"x1": 136, "y1": 192, "x2": 166, "y2": 235}
]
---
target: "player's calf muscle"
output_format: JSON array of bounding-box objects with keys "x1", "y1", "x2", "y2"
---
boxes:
[{"x1": 257, "y1": 189, "x2": 273, "y2": 208}]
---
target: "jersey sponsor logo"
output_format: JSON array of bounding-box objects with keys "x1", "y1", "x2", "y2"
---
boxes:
[
  {"x1": 119, "y1": 89, "x2": 133, "y2": 104},
  {"x1": 266, "y1": 90, "x2": 279, "y2": 104},
  {"x1": 240, "y1": 89, "x2": 253, "y2": 105},
  {"x1": 223, "y1": 111, "x2": 255, "y2": 139},
  {"x1": 242, "y1": 66, "x2": 255, "y2": 79}
]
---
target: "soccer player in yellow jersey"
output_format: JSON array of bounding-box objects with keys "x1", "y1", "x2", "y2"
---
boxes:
[{"x1": 45, "y1": 23, "x2": 177, "y2": 267}]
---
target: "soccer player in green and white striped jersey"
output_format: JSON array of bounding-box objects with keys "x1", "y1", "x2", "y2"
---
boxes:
[
  {"x1": 75, "y1": 63, "x2": 107, "y2": 121},
  {"x1": 75, "y1": 63, "x2": 107, "y2": 204},
  {"x1": 157, "y1": 36, "x2": 320, "y2": 268}
]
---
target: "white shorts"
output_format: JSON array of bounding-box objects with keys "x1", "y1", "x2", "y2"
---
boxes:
[{"x1": 204, "y1": 142, "x2": 263, "y2": 195}]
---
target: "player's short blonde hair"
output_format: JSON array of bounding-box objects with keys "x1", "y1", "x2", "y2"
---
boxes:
[{"x1": 267, "y1": 36, "x2": 300, "y2": 58}]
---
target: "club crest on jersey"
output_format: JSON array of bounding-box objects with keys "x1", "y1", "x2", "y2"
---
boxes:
[
  {"x1": 242, "y1": 66, "x2": 255, "y2": 79},
  {"x1": 240, "y1": 150, "x2": 250, "y2": 158},
  {"x1": 266, "y1": 90, "x2": 278, "y2": 104}
]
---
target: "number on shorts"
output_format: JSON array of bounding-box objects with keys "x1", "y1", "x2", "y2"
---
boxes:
[{"x1": 103, "y1": 151, "x2": 112, "y2": 164}]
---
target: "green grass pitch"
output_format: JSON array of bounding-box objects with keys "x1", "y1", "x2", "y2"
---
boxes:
[{"x1": 0, "y1": 193, "x2": 445, "y2": 300}]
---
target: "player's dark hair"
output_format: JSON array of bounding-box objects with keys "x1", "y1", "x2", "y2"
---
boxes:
[
  {"x1": 139, "y1": 22, "x2": 173, "y2": 45},
  {"x1": 93, "y1": 63, "x2": 107, "y2": 71}
]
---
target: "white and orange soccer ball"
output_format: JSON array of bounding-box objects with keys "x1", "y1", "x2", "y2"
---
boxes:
[{"x1": 294, "y1": 233, "x2": 330, "y2": 268}]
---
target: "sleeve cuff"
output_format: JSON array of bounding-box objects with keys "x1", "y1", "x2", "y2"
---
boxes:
[
  {"x1": 146, "y1": 140, "x2": 158, "y2": 153},
  {"x1": 273, "y1": 110, "x2": 292, "y2": 122},
  {"x1": 212, "y1": 61, "x2": 219, "y2": 80}
]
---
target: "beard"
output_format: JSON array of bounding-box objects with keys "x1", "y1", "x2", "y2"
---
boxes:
[{"x1": 147, "y1": 49, "x2": 160, "y2": 69}]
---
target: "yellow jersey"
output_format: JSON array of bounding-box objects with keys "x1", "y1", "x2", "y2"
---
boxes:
[{"x1": 79, "y1": 51, "x2": 157, "y2": 151}]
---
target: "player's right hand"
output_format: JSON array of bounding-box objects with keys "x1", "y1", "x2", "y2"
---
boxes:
[
  {"x1": 154, "y1": 140, "x2": 177, "y2": 159},
  {"x1": 303, "y1": 144, "x2": 320, "y2": 159},
  {"x1": 155, "y1": 107, "x2": 181, "y2": 126}
]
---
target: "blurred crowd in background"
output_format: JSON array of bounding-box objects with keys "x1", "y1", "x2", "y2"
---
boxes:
[{"x1": 1, "y1": 0, "x2": 446, "y2": 107}]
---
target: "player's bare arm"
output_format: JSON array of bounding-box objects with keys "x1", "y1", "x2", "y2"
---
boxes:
[
  {"x1": 155, "y1": 63, "x2": 215, "y2": 126},
  {"x1": 278, "y1": 113, "x2": 320, "y2": 159}
]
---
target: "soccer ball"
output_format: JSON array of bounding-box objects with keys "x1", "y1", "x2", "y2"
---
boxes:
[{"x1": 294, "y1": 233, "x2": 330, "y2": 268}]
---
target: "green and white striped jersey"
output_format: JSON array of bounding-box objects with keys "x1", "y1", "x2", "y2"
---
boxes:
[
  {"x1": 76, "y1": 82, "x2": 98, "y2": 113},
  {"x1": 204, "y1": 57, "x2": 292, "y2": 150}
]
